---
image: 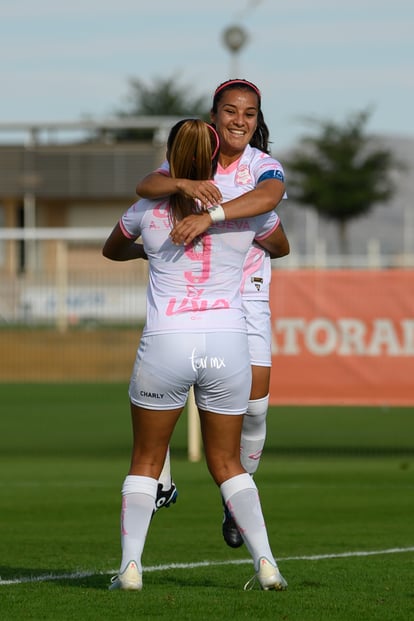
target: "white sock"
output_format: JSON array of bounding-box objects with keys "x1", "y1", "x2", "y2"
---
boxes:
[
  {"x1": 220, "y1": 473, "x2": 276, "y2": 570},
  {"x1": 158, "y1": 447, "x2": 172, "y2": 489},
  {"x1": 240, "y1": 395, "x2": 268, "y2": 474},
  {"x1": 119, "y1": 475, "x2": 158, "y2": 573}
]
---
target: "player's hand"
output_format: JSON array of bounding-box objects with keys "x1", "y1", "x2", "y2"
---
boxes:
[
  {"x1": 176, "y1": 180, "x2": 222, "y2": 208},
  {"x1": 170, "y1": 212, "x2": 213, "y2": 245}
]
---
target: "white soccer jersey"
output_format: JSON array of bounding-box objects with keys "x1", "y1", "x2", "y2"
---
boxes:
[
  {"x1": 120, "y1": 198, "x2": 279, "y2": 336},
  {"x1": 156, "y1": 144, "x2": 286, "y2": 301},
  {"x1": 215, "y1": 145, "x2": 285, "y2": 301}
]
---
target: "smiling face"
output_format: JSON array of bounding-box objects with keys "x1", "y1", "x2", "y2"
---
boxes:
[{"x1": 210, "y1": 88, "x2": 259, "y2": 164}]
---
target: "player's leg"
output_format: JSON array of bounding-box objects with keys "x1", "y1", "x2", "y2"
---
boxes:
[
  {"x1": 110, "y1": 403, "x2": 182, "y2": 591},
  {"x1": 223, "y1": 301, "x2": 272, "y2": 547},
  {"x1": 110, "y1": 333, "x2": 190, "y2": 591},
  {"x1": 200, "y1": 408, "x2": 286, "y2": 591},
  {"x1": 241, "y1": 300, "x2": 272, "y2": 474},
  {"x1": 241, "y1": 364, "x2": 270, "y2": 473},
  {"x1": 196, "y1": 331, "x2": 285, "y2": 589},
  {"x1": 200, "y1": 409, "x2": 245, "y2": 483},
  {"x1": 222, "y1": 364, "x2": 270, "y2": 548}
]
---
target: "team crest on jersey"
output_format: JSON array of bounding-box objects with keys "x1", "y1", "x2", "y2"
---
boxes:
[
  {"x1": 251, "y1": 276, "x2": 263, "y2": 291},
  {"x1": 235, "y1": 164, "x2": 253, "y2": 185}
]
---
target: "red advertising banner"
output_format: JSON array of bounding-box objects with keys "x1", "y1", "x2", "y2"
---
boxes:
[{"x1": 269, "y1": 270, "x2": 414, "y2": 405}]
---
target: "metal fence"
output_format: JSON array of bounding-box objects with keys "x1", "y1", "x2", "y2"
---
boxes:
[{"x1": 1, "y1": 227, "x2": 413, "y2": 384}]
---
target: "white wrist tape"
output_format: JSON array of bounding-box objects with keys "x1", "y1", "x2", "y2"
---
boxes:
[{"x1": 208, "y1": 204, "x2": 226, "y2": 223}]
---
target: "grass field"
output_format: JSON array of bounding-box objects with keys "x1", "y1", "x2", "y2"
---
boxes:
[{"x1": 0, "y1": 383, "x2": 413, "y2": 620}]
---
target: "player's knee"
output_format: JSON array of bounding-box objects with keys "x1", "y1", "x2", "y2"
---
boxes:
[
  {"x1": 247, "y1": 394, "x2": 269, "y2": 418},
  {"x1": 243, "y1": 395, "x2": 269, "y2": 435},
  {"x1": 205, "y1": 455, "x2": 242, "y2": 486}
]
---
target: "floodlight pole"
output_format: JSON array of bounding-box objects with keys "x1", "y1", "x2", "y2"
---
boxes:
[{"x1": 222, "y1": 25, "x2": 249, "y2": 78}]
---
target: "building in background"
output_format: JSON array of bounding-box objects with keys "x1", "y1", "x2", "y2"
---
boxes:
[
  {"x1": 0, "y1": 118, "x2": 180, "y2": 277},
  {"x1": 0, "y1": 121, "x2": 413, "y2": 395},
  {"x1": 0, "y1": 121, "x2": 413, "y2": 277}
]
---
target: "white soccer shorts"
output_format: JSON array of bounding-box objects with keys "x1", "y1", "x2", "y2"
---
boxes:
[
  {"x1": 242, "y1": 299, "x2": 272, "y2": 367},
  {"x1": 129, "y1": 331, "x2": 252, "y2": 415}
]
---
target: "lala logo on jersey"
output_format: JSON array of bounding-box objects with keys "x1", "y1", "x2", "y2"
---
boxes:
[
  {"x1": 166, "y1": 284, "x2": 230, "y2": 316},
  {"x1": 235, "y1": 164, "x2": 252, "y2": 186}
]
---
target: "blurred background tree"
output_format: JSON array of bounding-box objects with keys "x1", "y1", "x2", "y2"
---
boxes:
[
  {"x1": 285, "y1": 109, "x2": 399, "y2": 255},
  {"x1": 111, "y1": 75, "x2": 209, "y2": 141}
]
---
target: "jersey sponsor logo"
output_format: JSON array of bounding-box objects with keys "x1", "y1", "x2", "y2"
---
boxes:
[
  {"x1": 166, "y1": 283, "x2": 230, "y2": 316},
  {"x1": 139, "y1": 390, "x2": 165, "y2": 399},
  {"x1": 166, "y1": 296, "x2": 230, "y2": 315},
  {"x1": 215, "y1": 220, "x2": 251, "y2": 231},
  {"x1": 189, "y1": 347, "x2": 226, "y2": 372},
  {"x1": 149, "y1": 202, "x2": 170, "y2": 229},
  {"x1": 149, "y1": 219, "x2": 170, "y2": 230}
]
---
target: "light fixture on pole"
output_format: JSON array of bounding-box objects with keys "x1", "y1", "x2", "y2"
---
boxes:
[{"x1": 222, "y1": 24, "x2": 249, "y2": 77}]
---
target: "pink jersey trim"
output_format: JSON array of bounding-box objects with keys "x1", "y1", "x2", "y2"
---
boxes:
[
  {"x1": 254, "y1": 218, "x2": 280, "y2": 242},
  {"x1": 119, "y1": 218, "x2": 137, "y2": 240},
  {"x1": 217, "y1": 156, "x2": 242, "y2": 176}
]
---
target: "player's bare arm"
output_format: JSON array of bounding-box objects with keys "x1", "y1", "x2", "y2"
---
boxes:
[
  {"x1": 256, "y1": 220, "x2": 290, "y2": 259},
  {"x1": 221, "y1": 178, "x2": 285, "y2": 221},
  {"x1": 137, "y1": 172, "x2": 222, "y2": 206},
  {"x1": 170, "y1": 178, "x2": 285, "y2": 245},
  {"x1": 102, "y1": 223, "x2": 147, "y2": 261}
]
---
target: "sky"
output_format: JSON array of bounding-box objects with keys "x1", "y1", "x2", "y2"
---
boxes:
[{"x1": 1, "y1": 0, "x2": 413, "y2": 153}]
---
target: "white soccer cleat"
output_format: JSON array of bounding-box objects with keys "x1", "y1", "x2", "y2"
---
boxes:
[
  {"x1": 109, "y1": 560, "x2": 142, "y2": 591},
  {"x1": 244, "y1": 556, "x2": 288, "y2": 591}
]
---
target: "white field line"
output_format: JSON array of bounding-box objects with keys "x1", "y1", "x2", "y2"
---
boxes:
[{"x1": 1, "y1": 546, "x2": 414, "y2": 586}]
